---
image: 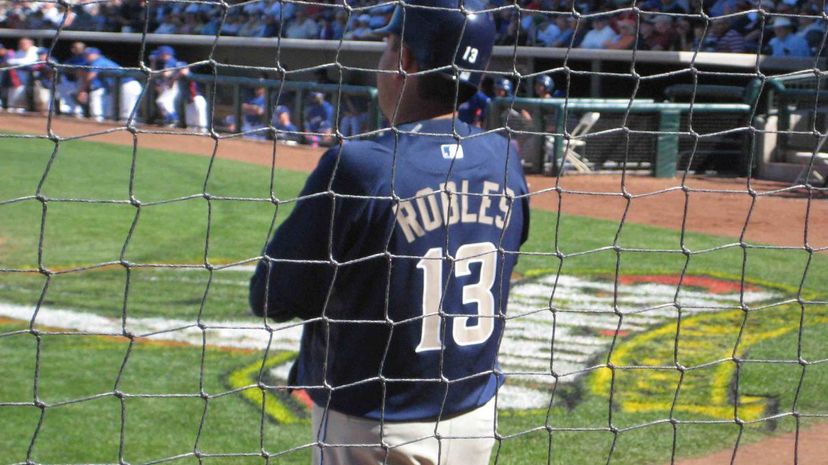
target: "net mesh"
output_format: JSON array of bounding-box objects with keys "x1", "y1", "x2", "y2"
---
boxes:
[{"x1": 0, "y1": 1, "x2": 827, "y2": 464}]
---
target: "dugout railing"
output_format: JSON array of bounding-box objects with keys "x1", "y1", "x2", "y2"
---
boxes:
[
  {"x1": 758, "y1": 73, "x2": 828, "y2": 183},
  {"x1": 765, "y1": 74, "x2": 828, "y2": 159},
  {"x1": 0, "y1": 67, "x2": 380, "y2": 138},
  {"x1": 488, "y1": 97, "x2": 760, "y2": 177}
]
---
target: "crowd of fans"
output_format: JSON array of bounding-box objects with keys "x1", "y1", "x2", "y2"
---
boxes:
[{"x1": 1, "y1": 0, "x2": 826, "y2": 56}]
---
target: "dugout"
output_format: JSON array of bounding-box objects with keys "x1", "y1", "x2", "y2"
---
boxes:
[
  {"x1": 759, "y1": 73, "x2": 828, "y2": 184},
  {"x1": 488, "y1": 97, "x2": 759, "y2": 177}
]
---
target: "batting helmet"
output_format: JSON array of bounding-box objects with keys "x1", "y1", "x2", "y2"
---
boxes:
[
  {"x1": 494, "y1": 77, "x2": 513, "y2": 96},
  {"x1": 375, "y1": 0, "x2": 496, "y2": 102},
  {"x1": 536, "y1": 75, "x2": 555, "y2": 95}
]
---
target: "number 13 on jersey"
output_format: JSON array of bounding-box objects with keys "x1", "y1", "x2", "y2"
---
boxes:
[{"x1": 415, "y1": 242, "x2": 497, "y2": 352}]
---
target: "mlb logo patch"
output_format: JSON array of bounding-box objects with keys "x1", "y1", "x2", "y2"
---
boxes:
[{"x1": 440, "y1": 144, "x2": 464, "y2": 160}]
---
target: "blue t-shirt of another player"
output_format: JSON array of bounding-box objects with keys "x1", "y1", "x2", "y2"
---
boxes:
[
  {"x1": 250, "y1": 118, "x2": 530, "y2": 422},
  {"x1": 243, "y1": 94, "x2": 267, "y2": 127},
  {"x1": 305, "y1": 101, "x2": 334, "y2": 132},
  {"x1": 87, "y1": 56, "x2": 136, "y2": 90}
]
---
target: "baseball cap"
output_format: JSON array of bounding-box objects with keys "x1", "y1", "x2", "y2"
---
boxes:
[
  {"x1": 83, "y1": 47, "x2": 101, "y2": 56},
  {"x1": 156, "y1": 45, "x2": 175, "y2": 56},
  {"x1": 36, "y1": 47, "x2": 48, "y2": 55},
  {"x1": 374, "y1": 0, "x2": 496, "y2": 102},
  {"x1": 275, "y1": 105, "x2": 290, "y2": 115}
]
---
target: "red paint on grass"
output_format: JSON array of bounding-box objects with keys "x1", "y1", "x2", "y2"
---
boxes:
[
  {"x1": 600, "y1": 329, "x2": 629, "y2": 337},
  {"x1": 618, "y1": 275, "x2": 758, "y2": 294}
]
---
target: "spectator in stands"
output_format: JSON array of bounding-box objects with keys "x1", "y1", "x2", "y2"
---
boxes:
[
  {"x1": 701, "y1": 18, "x2": 747, "y2": 52},
  {"x1": 221, "y1": 14, "x2": 243, "y2": 36},
  {"x1": 57, "y1": 41, "x2": 86, "y2": 117},
  {"x1": 116, "y1": 0, "x2": 148, "y2": 33},
  {"x1": 303, "y1": 91, "x2": 334, "y2": 147},
  {"x1": 536, "y1": 17, "x2": 563, "y2": 46},
  {"x1": 179, "y1": 12, "x2": 204, "y2": 34},
  {"x1": 256, "y1": 14, "x2": 280, "y2": 37},
  {"x1": 154, "y1": 14, "x2": 181, "y2": 34},
  {"x1": 241, "y1": 86, "x2": 269, "y2": 139},
  {"x1": 643, "y1": 0, "x2": 690, "y2": 14},
  {"x1": 239, "y1": 13, "x2": 266, "y2": 37},
  {"x1": 605, "y1": 19, "x2": 637, "y2": 49},
  {"x1": 709, "y1": 0, "x2": 741, "y2": 16},
  {"x1": 731, "y1": 0, "x2": 770, "y2": 50},
  {"x1": 645, "y1": 15, "x2": 680, "y2": 51},
  {"x1": 549, "y1": 16, "x2": 576, "y2": 47},
  {"x1": 285, "y1": 8, "x2": 319, "y2": 39},
  {"x1": 795, "y1": 5, "x2": 826, "y2": 55},
  {"x1": 331, "y1": 10, "x2": 348, "y2": 39},
  {"x1": 272, "y1": 104, "x2": 300, "y2": 142},
  {"x1": 578, "y1": 15, "x2": 618, "y2": 49},
  {"x1": 767, "y1": 17, "x2": 812, "y2": 56},
  {"x1": 36, "y1": 2, "x2": 73, "y2": 29},
  {"x1": 345, "y1": 14, "x2": 376, "y2": 40},
  {"x1": 77, "y1": 48, "x2": 142, "y2": 122},
  {"x1": 151, "y1": 45, "x2": 183, "y2": 125}
]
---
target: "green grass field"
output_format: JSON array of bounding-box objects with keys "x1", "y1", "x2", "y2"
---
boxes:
[{"x1": 1, "y1": 137, "x2": 826, "y2": 465}]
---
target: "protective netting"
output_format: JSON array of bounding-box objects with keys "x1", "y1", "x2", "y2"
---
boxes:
[{"x1": 1, "y1": 0, "x2": 828, "y2": 464}]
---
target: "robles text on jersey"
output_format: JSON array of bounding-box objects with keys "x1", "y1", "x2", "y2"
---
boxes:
[{"x1": 395, "y1": 180, "x2": 517, "y2": 243}]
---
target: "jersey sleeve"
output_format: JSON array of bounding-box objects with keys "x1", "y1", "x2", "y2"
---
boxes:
[{"x1": 249, "y1": 146, "x2": 368, "y2": 321}]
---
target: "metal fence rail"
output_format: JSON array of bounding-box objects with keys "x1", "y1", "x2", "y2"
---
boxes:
[{"x1": 487, "y1": 97, "x2": 758, "y2": 177}]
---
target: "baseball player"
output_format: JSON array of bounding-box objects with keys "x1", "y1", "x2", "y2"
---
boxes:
[
  {"x1": 533, "y1": 74, "x2": 564, "y2": 99},
  {"x1": 240, "y1": 86, "x2": 268, "y2": 139},
  {"x1": 271, "y1": 104, "x2": 300, "y2": 142},
  {"x1": 77, "y1": 48, "x2": 142, "y2": 122},
  {"x1": 57, "y1": 41, "x2": 87, "y2": 117},
  {"x1": 150, "y1": 45, "x2": 181, "y2": 125},
  {"x1": 494, "y1": 76, "x2": 513, "y2": 98},
  {"x1": 249, "y1": 1, "x2": 530, "y2": 464},
  {"x1": 178, "y1": 62, "x2": 209, "y2": 133},
  {"x1": 303, "y1": 91, "x2": 334, "y2": 147}
]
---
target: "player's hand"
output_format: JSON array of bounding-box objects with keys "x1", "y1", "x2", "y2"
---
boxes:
[{"x1": 76, "y1": 90, "x2": 88, "y2": 104}]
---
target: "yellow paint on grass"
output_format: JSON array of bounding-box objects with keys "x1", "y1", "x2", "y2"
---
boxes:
[
  {"x1": 227, "y1": 351, "x2": 301, "y2": 424},
  {"x1": 590, "y1": 304, "x2": 828, "y2": 422}
]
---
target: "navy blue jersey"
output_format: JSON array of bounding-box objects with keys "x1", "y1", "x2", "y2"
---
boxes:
[{"x1": 250, "y1": 118, "x2": 529, "y2": 421}]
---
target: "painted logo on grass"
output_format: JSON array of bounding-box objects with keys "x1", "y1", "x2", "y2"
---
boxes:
[{"x1": 230, "y1": 272, "x2": 804, "y2": 423}]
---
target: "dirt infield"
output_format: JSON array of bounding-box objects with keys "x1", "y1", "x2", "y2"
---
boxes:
[
  {"x1": 1, "y1": 113, "x2": 827, "y2": 463},
  {"x1": 2, "y1": 113, "x2": 824, "y2": 248}
]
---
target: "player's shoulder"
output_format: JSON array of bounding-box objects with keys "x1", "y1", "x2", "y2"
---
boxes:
[{"x1": 317, "y1": 139, "x2": 394, "y2": 193}]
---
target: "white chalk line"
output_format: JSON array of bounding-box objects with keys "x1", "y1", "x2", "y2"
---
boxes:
[{"x1": 0, "y1": 269, "x2": 780, "y2": 410}]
